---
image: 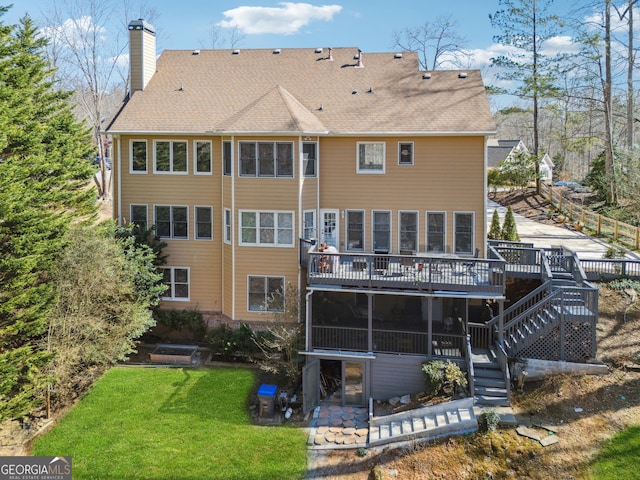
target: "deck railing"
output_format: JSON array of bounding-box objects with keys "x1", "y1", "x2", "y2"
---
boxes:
[
  {"x1": 311, "y1": 325, "x2": 465, "y2": 358},
  {"x1": 580, "y1": 258, "x2": 640, "y2": 281},
  {"x1": 307, "y1": 251, "x2": 505, "y2": 294}
]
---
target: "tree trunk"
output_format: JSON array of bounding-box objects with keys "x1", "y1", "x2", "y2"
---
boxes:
[
  {"x1": 627, "y1": 0, "x2": 635, "y2": 150},
  {"x1": 604, "y1": 0, "x2": 617, "y2": 205}
]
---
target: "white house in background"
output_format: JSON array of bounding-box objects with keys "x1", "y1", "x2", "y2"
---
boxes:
[{"x1": 487, "y1": 139, "x2": 554, "y2": 182}]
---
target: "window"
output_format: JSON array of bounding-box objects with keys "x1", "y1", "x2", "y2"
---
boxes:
[
  {"x1": 357, "y1": 142, "x2": 385, "y2": 173},
  {"x1": 154, "y1": 140, "x2": 187, "y2": 173},
  {"x1": 194, "y1": 141, "x2": 212, "y2": 174},
  {"x1": 454, "y1": 212, "x2": 474, "y2": 255},
  {"x1": 161, "y1": 267, "x2": 189, "y2": 301},
  {"x1": 240, "y1": 211, "x2": 294, "y2": 246},
  {"x1": 223, "y1": 141, "x2": 232, "y2": 176},
  {"x1": 303, "y1": 142, "x2": 317, "y2": 177},
  {"x1": 398, "y1": 142, "x2": 413, "y2": 165},
  {"x1": 303, "y1": 210, "x2": 316, "y2": 240},
  {"x1": 372, "y1": 211, "x2": 391, "y2": 252},
  {"x1": 248, "y1": 276, "x2": 284, "y2": 312},
  {"x1": 346, "y1": 210, "x2": 364, "y2": 251},
  {"x1": 399, "y1": 211, "x2": 418, "y2": 252},
  {"x1": 131, "y1": 140, "x2": 147, "y2": 173},
  {"x1": 239, "y1": 141, "x2": 294, "y2": 177},
  {"x1": 130, "y1": 204, "x2": 148, "y2": 231},
  {"x1": 224, "y1": 208, "x2": 232, "y2": 244},
  {"x1": 155, "y1": 206, "x2": 188, "y2": 239},
  {"x1": 195, "y1": 206, "x2": 213, "y2": 240},
  {"x1": 426, "y1": 212, "x2": 446, "y2": 253}
]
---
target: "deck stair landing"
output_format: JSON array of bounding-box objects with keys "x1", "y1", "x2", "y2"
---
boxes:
[
  {"x1": 473, "y1": 348, "x2": 510, "y2": 406},
  {"x1": 368, "y1": 397, "x2": 477, "y2": 446}
]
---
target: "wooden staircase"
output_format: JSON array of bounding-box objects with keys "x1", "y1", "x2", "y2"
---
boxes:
[{"x1": 472, "y1": 348, "x2": 510, "y2": 406}]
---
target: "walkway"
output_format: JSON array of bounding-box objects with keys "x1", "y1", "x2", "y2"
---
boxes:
[
  {"x1": 307, "y1": 405, "x2": 369, "y2": 449},
  {"x1": 487, "y1": 199, "x2": 640, "y2": 260}
]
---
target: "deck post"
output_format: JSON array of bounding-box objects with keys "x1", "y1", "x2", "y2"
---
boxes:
[
  {"x1": 497, "y1": 298, "x2": 504, "y2": 347},
  {"x1": 306, "y1": 291, "x2": 313, "y2": 351},
  {"x1": 367, "y1": 293, "x2": 374, "y2": 352},
  {"x1": 427, "y1": 297, "x2": 433, "y2": 357}
]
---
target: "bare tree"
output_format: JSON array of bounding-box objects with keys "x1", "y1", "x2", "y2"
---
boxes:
[
  {"x1": 40, "y1": 0, "x2": 158, "y2": 199},
  {"x1": 199, "y1": 24, "x2": 245, "y2": 50},
  {"x1": 613, "y1": 0, "x2": 638, "y2": 150},
  {"x1": 391, "y1": 14, "x2": 469, "y2": 70}
]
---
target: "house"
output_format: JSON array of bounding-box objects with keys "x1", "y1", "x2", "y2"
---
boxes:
[
  {"x1": 106, "y1": 21, "x2": 597, "y2": 417},
  {"x1": 487, "y1": 139, "x2": 554, "y2": 182}
]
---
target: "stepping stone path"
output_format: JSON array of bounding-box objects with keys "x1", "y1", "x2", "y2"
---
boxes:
[{"x1": 308, "y1": 405, "x2": 369, "y2": 448}]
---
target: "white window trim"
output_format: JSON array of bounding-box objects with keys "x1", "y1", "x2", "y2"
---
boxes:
[
  {"x1": 398, "y1": 210, "x2": 419, "y2": 252},
  {"x1": 154, "y1": 204, "x2": 190, "y2": 240},
  {"x1": 426, "y1": 211, "x2": 447, "y2": 253},
  {"x1": 129, "y1": 139, "x2": 148, "y2": 174},
  {"x1": 224, "y1": 208, "x2": 232, "y2": 245},
  {"x1": 161, "y1": 266, "x2": 190, "y2": 302},
  {"x1": 454, "y1": 211, "x2": 475, "y2": 256},
  {"x1": 247, "y1": 275, "x2": 285, "y2": 312},
  {"x1": 398, "y1": 141, "x2": 414, "y2": 166},
  {"x1": 130, "y1": 204, "x2": 148, "y2": 227},
  {"x1": 238, "y1": 141, "x2": 295, "y2": 178},
  {"x1": 345, "y1": 209, "x2": 365, "y2": 252},
  {"x1": 193, "y1": 140, "x2": 213, "y2": 175},
  {"x1": 223, "y1": 141, "x2": 232, "y2": 176},
  {"x1": 153, "y1": 139, "x2": 189, "y2": 175},
  {"x1": 371, "y1": 210, "x2": 392, "y2": 252},
  {"x1": 302, "y1": 142, "x2": 318, "y2": 178},
  {"x1": 303, "y1": 209, "x2": 316, "y2": 241},
  {"x1": 239, "y1": 210, "x2": 295, "y2": 247},
  {"x1": 357, "y1": 141, "x2": 386, "y2": 174},
  {"x1": 194, "y1": 205, "x2": 213, "y2": 241}
]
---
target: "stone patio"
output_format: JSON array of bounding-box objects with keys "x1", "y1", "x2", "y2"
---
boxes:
[{"x1": 307, "y1": 405, "x2": 369, "y2": 449}]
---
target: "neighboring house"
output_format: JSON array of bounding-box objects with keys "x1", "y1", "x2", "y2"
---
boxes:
[
  {"x1": 487, "y1": 139, "x2": 554, "y2": 182},
  {"x1": 106, "y1": 21, "x2": 597, "y2": 415}
]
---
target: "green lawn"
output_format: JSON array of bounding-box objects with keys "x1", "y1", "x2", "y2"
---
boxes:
[
  {"x1": 32, "y1": 367, "x2": 308, "y2": 480},
  {"x1": 588, "y1": 425, "x2": 640, "y2": 480}
]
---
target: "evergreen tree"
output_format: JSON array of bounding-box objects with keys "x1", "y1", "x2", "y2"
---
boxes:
[
  {"x1": 501, "y1": 207, "x2": 520, "y2": 242},
  {"x1": 0, "y1": 13, "x2": 96, "y2": 421},
  {"x1": 488, "y1": 209, "x2": 503, "y2": 240}
]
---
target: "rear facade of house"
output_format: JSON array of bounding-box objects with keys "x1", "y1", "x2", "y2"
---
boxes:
[{"x1": 107, "y1": 20, "x2": 596, "y2": 413}]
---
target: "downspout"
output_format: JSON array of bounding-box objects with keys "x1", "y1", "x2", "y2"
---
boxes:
[
  {"x1": 231, "y1": 136, "x2": 236, "y2": 321},
  {"x1": 116, "y1": 135, "x2": 122, "y2": 225},
  {"x1": 483, "y1": 136, "x2": 488, "y2": 259},
  {"x1": 298, "y1": 136, "x2": 303, "y2": 322}
]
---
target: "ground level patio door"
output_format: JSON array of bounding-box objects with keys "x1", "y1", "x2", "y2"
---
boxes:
[
  {"x1": 317, "y1": 358, "x2": 368, "y2": 407},
  {"x1": 302, "y1": 359, "x2": 320, "y2": 414}
]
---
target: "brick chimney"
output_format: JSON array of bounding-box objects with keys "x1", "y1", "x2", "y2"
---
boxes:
[{"x1": 128, "y1": 19, "x2": 156, "y2": 95}]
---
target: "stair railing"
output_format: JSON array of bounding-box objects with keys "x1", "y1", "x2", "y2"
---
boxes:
[
  {"x1": 494, "y1": 344, "x2": 511, "y2": 404},
  {"x1": 465, "y1": 335, "x2": 474, "y2": 398}
]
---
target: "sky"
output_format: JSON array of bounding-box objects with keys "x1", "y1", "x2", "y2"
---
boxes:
[{"x1": 6, "y1": 0, "x2": 580, "y2": 63}]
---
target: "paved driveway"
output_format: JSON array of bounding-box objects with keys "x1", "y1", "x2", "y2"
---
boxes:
[{"x1": 487, "y1": 199, "x2": 640, "y2": 260}]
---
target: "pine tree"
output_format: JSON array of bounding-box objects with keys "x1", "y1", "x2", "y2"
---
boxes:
[
  {"x1": 0, "y1": 13, "x2": 96, "y2": 421},
  {"x1": 488, "y1": 209, "x2": 503, "y2": 240},
  {"x1": 501, "y1": 207, "x2": 520, "y2": 242}
]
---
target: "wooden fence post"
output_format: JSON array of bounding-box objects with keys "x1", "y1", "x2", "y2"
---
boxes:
[{"x1": 597, "y1": 215, "x2": 602, "y2": 235}]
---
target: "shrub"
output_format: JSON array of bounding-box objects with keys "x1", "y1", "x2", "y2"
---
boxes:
[
  {"x1": 421, "y1": 360, "x2": 468, "y2": 396},
  {"x1": 479, "y1": 410, "x2": 501, "y2": 432},
  {"x1": 206, "y1": 323, "x2": 270, "y2": 360},
  {"x1": 155, "y1": 309, "x2": 206, "y2": 340},
  {"x1": 501, "y1": 206, "x2": 520, "y2": 242},
  {"x1": 488, "y1": 209, "x2": 502, "y2": 240}
]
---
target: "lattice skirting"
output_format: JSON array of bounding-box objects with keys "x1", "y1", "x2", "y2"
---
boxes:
[{"x1": 518, "y1": 323, "x2": 596, "y2": 363}]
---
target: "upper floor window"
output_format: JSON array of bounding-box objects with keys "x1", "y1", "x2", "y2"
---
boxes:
[
  {"x1": 357, "y1": 142, "x2": 385, "y2": 174},
  {"x1": 454, "y1": 212, "x2": 474, "y2": 255},
  {"x1": 303, "y1": 210, "x2": 316, "y2": 241},
  {"x1": 239, "y1": 141, "x2": 294, "y2": 177},
  {"x1": 130, "y1": 140, "x2": 147, "y2": 173},
  {"x1": 426, "y1": 212, "x2": 446, "y2": 253},
  {"x1": 161, "y1": 267, "x2": 189, "y2": 301},
  {"x1": 372, "y1": 210, "x2": 391, "y2": 252},
  {"x1": 195, "y1": 206, "x2": 213, "y2": 240},
  {"x1": 303, "y1": 142, "x2": 317, "y2": 177},
  {"x1": 130, "y1": 204, "x2": 148, "y2": 232},
  {"x1": 223, "y1": 141, "x2": 232, "y2": 176},
  {"x1": 398, "y1": 142, "x2": 414, "y2": 165},
  {"x1": 346, "y1": 210, "x2": 364, "y2": 251},
  {"x1": 224, "y1": 208, "x2": 232, "y2": 244},
  {"x1": 399, "y1": 211, "x2": 418, "y2": 252},
  {"x1": 155, "y1": 205, "x2": 188, "y2": 239},
  {"x1": 154, "y1": 140, "x2": 187, "y2": 174},
  {"x1": 194, "y1": 141, "x2": 212, "y2": 174},
  {"x1": 240, "y1": 211, "x2": 294, "y2": 247}
]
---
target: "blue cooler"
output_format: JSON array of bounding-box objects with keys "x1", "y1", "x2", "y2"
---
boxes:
[{"x1": 257, "y1": 384, "x2": 278, "y2": 417}]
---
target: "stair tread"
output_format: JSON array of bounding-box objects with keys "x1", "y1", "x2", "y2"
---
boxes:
[
  {"x1": 475, "y1": 386, "x2": 508, "y2": 395},
  {"x1": 475, "y1": 377, "x2": 506, "y2": 388}
]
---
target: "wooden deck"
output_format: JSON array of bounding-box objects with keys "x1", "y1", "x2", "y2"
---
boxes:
[{"x1": 307, "y1": 252, "x2": 506, "y2": 295}]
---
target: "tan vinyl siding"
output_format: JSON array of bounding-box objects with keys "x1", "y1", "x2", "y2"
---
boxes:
[{"x1": 318, "y1": 136, "x2": 485, "y2": 255}]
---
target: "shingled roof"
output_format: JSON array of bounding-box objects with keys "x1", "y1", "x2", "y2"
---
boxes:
[{"x1": 106, "y1": 47, "x2": 495, "y2": 135}]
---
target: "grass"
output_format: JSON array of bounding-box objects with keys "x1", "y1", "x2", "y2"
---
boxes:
[
  {"x1": 588, "y1": 425, "x2": 640, "y2": 479},
  {"x1": 32, "y1": 367, "x2": 308, "y2": 480}
]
